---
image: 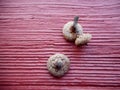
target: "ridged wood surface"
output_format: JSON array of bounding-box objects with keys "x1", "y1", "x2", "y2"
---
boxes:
[{"x1": 0, "y1": 0, "x2": 120, "y2": 90}]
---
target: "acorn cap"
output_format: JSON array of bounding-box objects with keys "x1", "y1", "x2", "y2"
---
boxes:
[
  {"x1": 47, "y1": 53, "x2": 70, "y2": 77},
  {"x1": 63, "y1": 21, "x2": 83, "y2": 41}
]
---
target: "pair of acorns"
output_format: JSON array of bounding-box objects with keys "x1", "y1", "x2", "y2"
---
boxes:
[{"x1": 63, "y1": 16, "x2": 92, "y2": 46}]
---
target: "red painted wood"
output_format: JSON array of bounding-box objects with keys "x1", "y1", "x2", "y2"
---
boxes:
[{"x1": 0, "y1": 0, "x2": 120, "y2": 89}]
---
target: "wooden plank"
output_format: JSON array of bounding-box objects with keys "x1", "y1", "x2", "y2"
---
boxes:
[
  {"x1": 0, "y1": 0, "x2": 120, "y2": 89},
  {"x1": 0, "y1": 86, "x2": 120, "y2": 90}
]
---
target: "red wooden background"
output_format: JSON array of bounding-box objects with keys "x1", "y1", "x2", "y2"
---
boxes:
[{"x1": 0, "y1": 0, "x2": 120, "y2": 90}]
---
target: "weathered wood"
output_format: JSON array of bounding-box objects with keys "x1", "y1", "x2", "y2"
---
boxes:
[{"x1": 0, "y1": 0, "x2": 120, "y2": 89}]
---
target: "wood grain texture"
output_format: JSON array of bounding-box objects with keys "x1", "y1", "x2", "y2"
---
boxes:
[{"x1": 0, "y1": 0, "x2": 120, "y2": 89}]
